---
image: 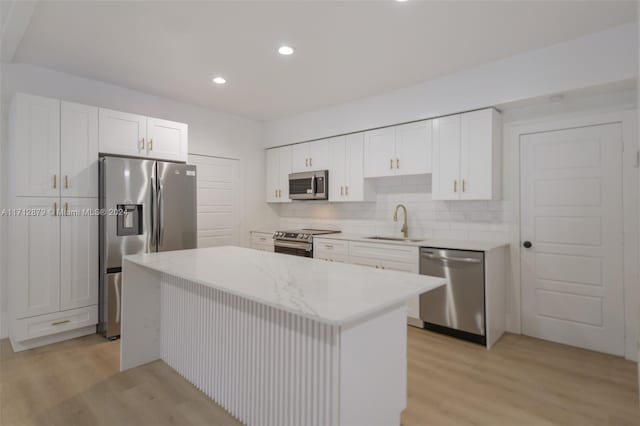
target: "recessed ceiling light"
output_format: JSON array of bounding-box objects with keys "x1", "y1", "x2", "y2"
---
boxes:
[
  {"x1": 212, "y1": 77, "x2": 226, "y2": 85},
  {"x1": 278, "y1": 45, "x2": 294, "y2": 56}
]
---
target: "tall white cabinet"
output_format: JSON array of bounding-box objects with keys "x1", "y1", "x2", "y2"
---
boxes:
[
  {"x1": 266, "y1": 145, "x2": 292, "y2": 203},
  {"x1": 328, "y1": 133, "x2": 372, "y2": 202},
  {"x1": 8, "y1": 93, "x2": 99, "y2": 351}
]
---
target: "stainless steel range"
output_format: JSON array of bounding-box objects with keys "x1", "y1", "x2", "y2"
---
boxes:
[{"x1": 273, "y1": 229, "x2": 340, "y2": 257}]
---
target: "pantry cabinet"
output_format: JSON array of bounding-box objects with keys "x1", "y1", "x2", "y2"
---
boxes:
[
  {"x1": 60, "y1": 198, "x2": 99, "y2": 310},
  {"x1": 265, "y1": 145, "x2": 292, "y2": 203},
  {"x1": 364, "y1": 120, "x2": 432, "y2": 178},
  {"x1": 99, "y1": 108, "x2": 188, "y2": 162},
  {"x1": 291, "y1": 139, "x2": 329, "y2": 173},
  {"x1": 432, "y1": 108, "x2": 501, "y2": 200},
  {"x1": 12, "y1": 94, "x2": 61, "y2": 198},
  {"x1": 61, "y1": 101, "x2": 99, "y2": 197},
  {"x1": 9, "y1": 197, "x2": 61, "y2": 319},
  {"x1": 328, "y1": 133, "x2": 371, "y2": 202}
]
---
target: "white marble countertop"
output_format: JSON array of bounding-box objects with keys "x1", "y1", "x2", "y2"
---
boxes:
[
  {"x1": 124, "y1": 246, "x2": 445, "y2": 326},
  {"x1": 314, "y1": 233, "x2": 509, "y2": 252}
]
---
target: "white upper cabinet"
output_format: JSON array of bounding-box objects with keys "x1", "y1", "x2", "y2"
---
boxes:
[
  {"x1": 99, "y1": 108, "x2": 188, "y2": 162},
  {"x1": 60, "y1": 198, "x2": 99, "y2": 310},
  {"x1": 146, "y1": 117, "x2": 188, "y2": 162},
  {"x1": 432, "y1": 108, "x2": 501, "y2": 201},
  {"x1": 329, "y1": 133, "x2": 369, "y2": 202},
  {"x1": 98, "y1": 108, "x2": 147, "y2": 158},
  {"x1": 265, "y1": 145, "x2": 292, "y2": 203},
  {"x1": 364, "y1": 121, "x2": 432, "y2": 178},
  {"x1": 61, "y1": 101, "x2": 99, "y2": 197},
  {"x1": 12, "y1": 94, "x2": 61, "y2": 197},
  {"x1": 10, "y1": 197, "x2": 61, "y2": 319},
  {"x1": 395, "y1": 121, "x2": 433, "y2": 176},
  {"x1": 364, "y1": 127, "x2": 395, "y2": 178},
  {"x1": 291, "y1": 139, "x2": 329, "y2": 173}
]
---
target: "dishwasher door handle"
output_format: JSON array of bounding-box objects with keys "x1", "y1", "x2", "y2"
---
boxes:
[{"x1": 422, "y1": 253, "x2": 482, "y2": 264}]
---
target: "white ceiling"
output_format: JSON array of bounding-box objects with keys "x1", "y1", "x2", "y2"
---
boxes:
[{"x1": 11, "y1": 1, "x2": 638, "y2": 120}]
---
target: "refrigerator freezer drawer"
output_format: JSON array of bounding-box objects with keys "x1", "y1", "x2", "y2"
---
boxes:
[{"x1": 102, "y1": 272, "x2": 122, "y2": 339}]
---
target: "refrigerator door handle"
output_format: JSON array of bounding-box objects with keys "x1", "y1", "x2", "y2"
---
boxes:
[
  {"x1": 150, "y1": 177, "x2": 156, "y2": 250},
  {"x1": 158, "y1": 182, "x2": 165, "y2": 247}
]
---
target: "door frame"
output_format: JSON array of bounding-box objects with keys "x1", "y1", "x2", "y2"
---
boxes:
[{"x1": 505, "y1": 109, "x2": 638, "y2": 360}]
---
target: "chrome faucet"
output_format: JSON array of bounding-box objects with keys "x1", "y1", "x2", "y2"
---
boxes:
[{"x1": 393, "y1": 204, "x2": 408, "y2": 238}]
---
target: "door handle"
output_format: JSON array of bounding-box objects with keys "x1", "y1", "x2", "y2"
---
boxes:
[
  {"x1": 390, "y1": 159, "x2": 393, "y2": 169},
  {"x1": 454, "y1": 180, "x2": 458, "y2": 192},
  {"x1": 149, "y1": 138, "x2": 153, "y2": 151},
  {"x1": 523, "y1": 241, "x2": 532, "y2": 248},
  {"x1": 311, "y1": 175, "x2": 316, "y2": 194},
  {"x1": 52, "y1": 320, "x2": 71, "y2": 326},
  {"x1": 462, "y1": 179, "x2": 466, "y2": 192},
  {"x1": 158, "y1": 183, "x2": 165, "y2": 246},
  {"x1": 396, "y1": 158, "x2": 399, "y2": 169},
  {"x1": 140, "y1": 138, "x2": 145, "y2": 150},
  {"x1": 422, "y1": 253, "x2": 481, "y2": 263},
  {"x1": 53, "y1": 175, "x2": 57, "y2": 189},
  {"x1": 305, "y1": 158, "x2": 309, "y2": 167},
  {"x1": 64, "y1": 175, "x2": 69, "y2": 189},
  {"x1": 53, "y1": 202, "x2": 57, "y2": 216},
  {"x1": 345, "y1": 186, "x2": 348, "y2": 196},
  {"x1": 341, "y1": 186, "x2": 344, "y2": 196},
  {"x1": 64, "y1": 202, "x2": 68, "y2": 216},
  {"x1": 309, "y1": 157, "x2": 312, "y2": 167}
]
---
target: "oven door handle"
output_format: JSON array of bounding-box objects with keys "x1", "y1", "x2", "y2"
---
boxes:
[
  {"x1": 275, "y1": 241, "x2": 312, "y2": 251},
  {"x1": 311, "y1": 174, "x2": 316, "y2": 195}
]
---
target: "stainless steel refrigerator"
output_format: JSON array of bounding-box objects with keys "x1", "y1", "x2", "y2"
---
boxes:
[{"x1": 99, "y1": 156, "x2": 197, "y2": 339}]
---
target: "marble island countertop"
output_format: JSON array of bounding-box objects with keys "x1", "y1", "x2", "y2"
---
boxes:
[{"x1": 124, "y1": 246, "x2": 446, "y2": 326}]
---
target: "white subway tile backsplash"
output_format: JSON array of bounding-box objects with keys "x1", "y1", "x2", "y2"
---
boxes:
[{"x1": 274, "y1": 184, "x2": 511, "y2": 244}]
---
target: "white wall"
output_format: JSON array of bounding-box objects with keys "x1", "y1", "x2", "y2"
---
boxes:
[
  {"x1": 0, "y1": 63, "x2": 278, "y2": 338},
  {"x1": 265, "y1": 23, "x2": 637, "y2": 147}
]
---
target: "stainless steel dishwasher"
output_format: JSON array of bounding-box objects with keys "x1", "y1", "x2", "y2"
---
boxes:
[{"x1": 419, "y1": 247, "x2": 486, "y2": 345}]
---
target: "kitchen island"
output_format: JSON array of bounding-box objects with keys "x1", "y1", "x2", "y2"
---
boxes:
[{"x1": 121, "y1": 246, "x2": 445, "y2": 426}]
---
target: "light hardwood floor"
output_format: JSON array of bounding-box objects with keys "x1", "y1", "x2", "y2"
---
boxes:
[{"x1": 1, "y1": 328, "x2": 638, "y2": 426}]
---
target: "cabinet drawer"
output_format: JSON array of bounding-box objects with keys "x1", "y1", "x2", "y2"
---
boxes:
[
  {"x1": 13, "y1": 305, "x2": 98, "y2": 342},
  {"x1": 314, "y1": 252, "x2": 349, "y2": 263},
  {"x1": 314, "y1": 239, "x2": 348, "y2": 256},
  {"x1": 251, "y1": 232, "x2": 274, "y2": 245},
  {"x1": 348, "y1": 241, "x2": 418, "y2": 264}
]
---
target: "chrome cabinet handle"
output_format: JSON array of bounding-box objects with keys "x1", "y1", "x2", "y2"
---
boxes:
[{"x1": 422, "y1": 253, "x2": 481, "y2": 264}]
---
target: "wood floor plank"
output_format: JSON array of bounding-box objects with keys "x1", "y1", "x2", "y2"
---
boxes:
[{"x1": 1, "y1": 329, "x2": 638, "y2": 425}]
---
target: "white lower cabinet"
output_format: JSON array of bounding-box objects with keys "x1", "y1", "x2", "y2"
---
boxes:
[
  {"x1": 250, "y1": 231, "x2": 274, "y2": 252},
  {"x1": 314, "y1": 238, "x2": 422, "y2": 325},
  {"x1": 60, "y1": 198, "x2": 99, "y2": 310},
  {"x1": 9, "y1": 196, "x2": 99, "y2": 351}
]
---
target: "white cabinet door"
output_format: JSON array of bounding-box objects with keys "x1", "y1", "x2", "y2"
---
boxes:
[
  {"x1": 98, "y1": 108, "x2": 147, "y2": 157},
  {"x1": 395, "y1": 120, "x2": 432, "y2": 176},
  {"x1": 364, "y1": 127, "x2": 395, "y2": 178},
  {"x1": 349, "y1": 255, "x2": 381, "y2": 269},
  {"x1": 60, "y1": 198, "x2": 98, "y2": 310},
  {"x1": 460, "y1": 109, "x2": 497, "y2": 200},
  {"x1": 61, "y1": 101, "x2": 98, "y2": 198},
  {"x1": 265, "y1": 148, "x2": 280, "y2": 203},
  {"x1": 309, "y1": 139, "x2": 329, "y2": 170},
  {"x1": 10, "y1": 197, "x2": 60, "y2": 319},
  {"x1": 278, "y1": 146, "x2": 292, "y2": 202},
  {"x1": 291, "y1": 142, "x2": 310, "y2": 173},
  {"x1": 147, "y1": 117, "x2": 188, "y2": 162},
  {"x1": 328, "y1": 136, "x2": 347, "y2": 202},
  {"x1": 344, "y1": 133, "x2": 365, "y2": 201},
  {"x1": 380, "y1": 259, "x2": 421, "y2": 321},
  {"x1": 432, "y1": 114, "x2": 461, "y2": 200},
  {"x1": 12, "y1": 94, "x2": 60, "y2": 197}
]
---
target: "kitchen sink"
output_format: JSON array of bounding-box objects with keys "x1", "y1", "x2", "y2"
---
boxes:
[{"x1": 365, "y1": 236, "x2": 424, "y2": 243}]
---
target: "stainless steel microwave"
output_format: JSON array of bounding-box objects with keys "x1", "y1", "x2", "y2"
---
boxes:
[{"x1": 289, "y1": 170, "x2": 328, "y2": 200}]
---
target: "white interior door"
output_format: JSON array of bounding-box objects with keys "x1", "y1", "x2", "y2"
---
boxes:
[
  {"x1": 188, "y1": 155, "x2": 240, "y2": 248},
  {"x1": 520, "y1": 123, "x2": 624, "y2": 355},
  {"x1": 60, "y1": 198, "x2": 98, "y2": 310},
  {"x1": 61, "y1": 101, "x2": 99, "y2": 197}
]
